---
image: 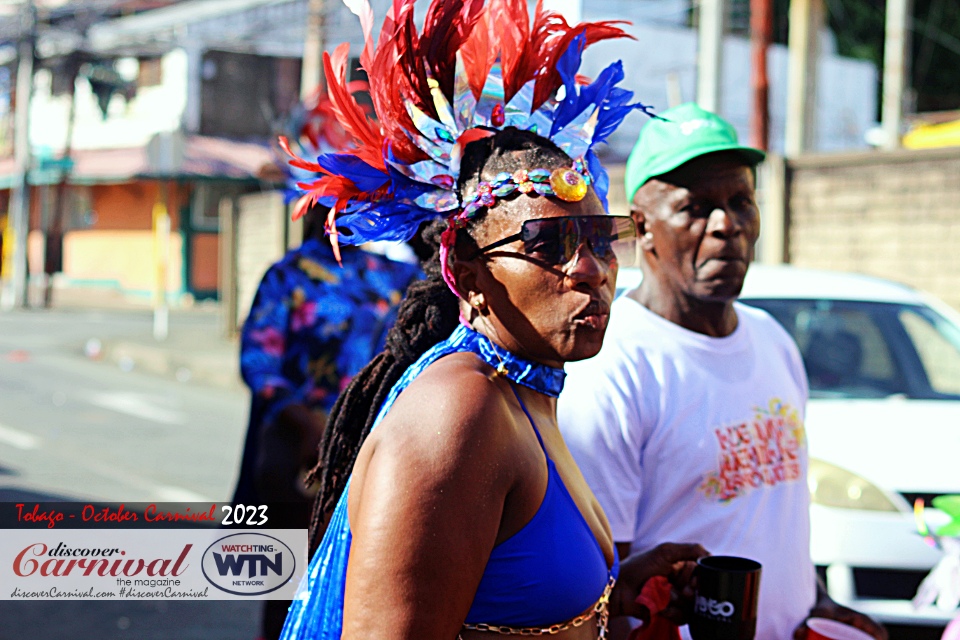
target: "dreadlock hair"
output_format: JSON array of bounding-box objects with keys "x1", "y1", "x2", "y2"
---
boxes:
[
  {"x1": 307, "y1": 127, "x2": 575, "y2": 551},
  {"x1": 306, "y1": 218, "x2": 458, "y2": 552}
]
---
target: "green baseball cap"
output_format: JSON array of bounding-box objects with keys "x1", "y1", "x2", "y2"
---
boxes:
[{"x1": 624, "y1": 102, "x2": 766, "y2": 202}]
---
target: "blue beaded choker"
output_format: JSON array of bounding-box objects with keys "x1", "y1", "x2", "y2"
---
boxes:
[
  {"x1": 371, "y1": 323, "x2": 567, "y2": 431},
  {"x1": 448, "y1": 324, "x2": 566, "y2": 398}
]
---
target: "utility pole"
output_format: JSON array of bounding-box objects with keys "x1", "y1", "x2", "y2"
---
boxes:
[
  {"x1": 294, "y1": 0, "x2": 327, "y2": 249},
  {"x1": 45, "y1": 54, "x2": 80, "y2": 308},
  {"x1": 301, "y1": 0, "x2": 325, "y2": 99},
  {"x1": 152, "y1": 188, "x2": 170, "y2": 341},
  {"x1": 881, "y1": 0, "x2": 912, "y2": 150},
  {"x1": 784, "y1": 0, "x2": 823, "y2": 156},
  {"x1": 696, "y1": 0, "x2": 726, "y2": 114},
  {"x1": 749, "y1": 0, "x2": 772, "y2": 150},
  {"x1": 666, "y1": 72, "x2": 683, "y2": 108},
  {"x1": 1, "y1": 0, "x2": 36, "y2": 311}
]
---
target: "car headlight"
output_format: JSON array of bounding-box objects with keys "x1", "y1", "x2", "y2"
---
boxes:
[{"x1": 808, "y1": 458, "x2": 909, "y2": 512}]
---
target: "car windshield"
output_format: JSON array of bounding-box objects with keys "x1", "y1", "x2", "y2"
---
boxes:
[{"x1": 741, "y1": 299, "x2": 960, "y2": 400}]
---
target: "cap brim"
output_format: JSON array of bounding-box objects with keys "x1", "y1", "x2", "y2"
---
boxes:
[{"x1": 630, "y1": 143, "x2": 766, "y2": 202}]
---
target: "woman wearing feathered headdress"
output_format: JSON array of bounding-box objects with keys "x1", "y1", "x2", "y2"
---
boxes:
[{"x1": 280, "y1": 1, "x2": 706, "y2": 637}]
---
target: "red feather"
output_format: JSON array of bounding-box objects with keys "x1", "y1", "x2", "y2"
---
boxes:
[
  {"x1": 532, "y1": 20, "x2": 632, "y2": 109},
  {"x1": 280, "y1": 135, "x2": 325, "y2": 172},
  {"x1": 343, "y1": 0, "x2": 376, "y2": 72},
  {"x1": 397, "y1": 6, "x2": 434, "y2": 118},
  {"x1": 420, "y1": 0, "x2": 484, "y2": 103},
  {"x1": 326, "y1": 205, "x2": 343, "y2": 263},
  {"x1": 459, "y1": 7, "x2": 496, "y2": 98},
  {"x1": 291, "y1": 192, "x2": 316, "y2": 221},
  {"x1": 492, "y1": 0, "x2": 530, "y2": 103},
  {"x1": 298, "y1": 80, "x2": 369, "y2": 151},
  {"x1": 323, "y1": 44, "x2": 386, "y2": 170},
  {"x1": 367, "y1": 2, "x2": 427, "y2": 163}
]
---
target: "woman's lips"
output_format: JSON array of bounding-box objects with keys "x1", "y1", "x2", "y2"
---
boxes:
[{"x1": 573, "y1": 301, "x2": 610, "y2": 330}]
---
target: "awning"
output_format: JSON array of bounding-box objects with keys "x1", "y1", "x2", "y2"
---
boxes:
[{"x1": 0, "y1": 135, "x2": 278, "y2": 188}]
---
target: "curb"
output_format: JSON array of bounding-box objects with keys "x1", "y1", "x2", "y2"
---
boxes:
[{"x1": 102, "y1": 340, "x2": 244, "y2": 391}]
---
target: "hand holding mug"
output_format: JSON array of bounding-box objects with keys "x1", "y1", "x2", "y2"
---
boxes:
[
  {"x1": 610, "y1": 542, "x2": 708, "y2": 623},
  {"x1": 688, "y1": 555, "x2": 762, "y2": 640}
]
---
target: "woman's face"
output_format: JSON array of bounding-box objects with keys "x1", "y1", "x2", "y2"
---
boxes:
[{"x1": 461, "y1": 187, "x2": 618, "y2": 368}]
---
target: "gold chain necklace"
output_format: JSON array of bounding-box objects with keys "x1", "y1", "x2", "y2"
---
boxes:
[{"x1": 459, "y1": 575, "x2": 614, "y2": 637}]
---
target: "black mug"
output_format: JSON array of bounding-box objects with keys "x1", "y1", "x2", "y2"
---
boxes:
[{"x1": 688, "y1": 555, "x2": 762, "y2": 640}]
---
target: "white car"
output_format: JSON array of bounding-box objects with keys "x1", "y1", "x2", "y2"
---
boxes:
[{"x1": 616, "y1": 264, "x2": 960, "y2": 629}]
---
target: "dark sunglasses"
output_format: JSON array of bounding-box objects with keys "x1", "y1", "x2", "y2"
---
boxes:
[{"x1": 470, "y1": 215, "x2": 639, "y2": 268}]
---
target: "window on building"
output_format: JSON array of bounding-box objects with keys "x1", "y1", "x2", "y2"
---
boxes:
[{"x1": 199, "y1": 51, "x2": 302, "y2": 139}]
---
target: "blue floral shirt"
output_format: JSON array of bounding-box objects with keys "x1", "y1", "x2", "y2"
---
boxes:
[{"x1": 240, "y1": 239, "x2": 422, "y2": 421}]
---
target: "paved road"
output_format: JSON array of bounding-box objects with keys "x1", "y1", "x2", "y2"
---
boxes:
[
  {"x1": 0, "y1": 308, "x2": 245, "y2": 503},
  {"x1": 0, "y1": 308, "x2": 261, "y2": 639}
]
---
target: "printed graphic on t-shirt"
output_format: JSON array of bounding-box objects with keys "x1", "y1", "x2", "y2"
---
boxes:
[{"x1": 699, "y1": 399, "x2": 806, "y2": 503}]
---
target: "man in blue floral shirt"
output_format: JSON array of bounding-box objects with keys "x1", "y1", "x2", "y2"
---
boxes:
[
  {"x1": 232, "y1": 213, "x2": 421, "y2": 639},
  {"x1": 235, "y1": 220, "x2": 421, "y2": 504}
]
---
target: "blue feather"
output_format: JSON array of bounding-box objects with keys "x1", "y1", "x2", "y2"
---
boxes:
[
  {"x1": 586, "y1": 150, "x2": 609, "y2": 212},
  {"x1": 551, "y1": 51, "x2": 655, "y2": 149},
  {"x1": 551, "y1": 34, "x2": 587, "y2": 136},
  {"x1": 316, "y1": 154, "x2": 390, "y2": 192},
  {"x1": 336, "y1": 201, "x2": 438, "y2": 245},
  {"x1": 574, "y1": 61, "x2": 622, "y2": 121}
]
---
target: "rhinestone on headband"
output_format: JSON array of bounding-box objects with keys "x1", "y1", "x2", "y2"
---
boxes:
[{"x1": 459, "y1": 160, "x2": 592, "y2": 221}]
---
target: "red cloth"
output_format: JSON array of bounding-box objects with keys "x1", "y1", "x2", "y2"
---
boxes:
[{"x1": 627, "y1": 576, "x2": 682, "y2": 640}]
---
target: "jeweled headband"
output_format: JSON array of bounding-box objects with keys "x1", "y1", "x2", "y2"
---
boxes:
[
  {"x1": 455, "y1": 159, "x2": 591, "y2": 226},
  {"x1": 281, "y1": 0, "x2": 654, "y2": 286}
]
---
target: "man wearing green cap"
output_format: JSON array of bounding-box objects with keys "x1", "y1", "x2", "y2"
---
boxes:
[{"x1": 559, "y1": 104, "x2": 886, "y2": 640}]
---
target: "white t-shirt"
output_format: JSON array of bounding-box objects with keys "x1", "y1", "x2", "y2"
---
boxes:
[{"x1": 559, "y1": 295, "x2": 816, "y2": 640}]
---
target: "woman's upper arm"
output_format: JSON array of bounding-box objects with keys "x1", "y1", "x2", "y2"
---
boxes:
[{"x1": 342, "y1": 367, "x2": 515, "y2": 639}]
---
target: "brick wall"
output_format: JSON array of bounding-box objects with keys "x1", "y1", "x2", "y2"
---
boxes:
[{"x1": 786, "y1": 147, "x2": 960, "y2": 309}]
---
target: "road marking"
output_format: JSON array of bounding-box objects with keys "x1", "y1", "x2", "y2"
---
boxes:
[
  {"x1": 155, "y1": 486, "x2": 214, "y2": 502},
  {"x1": 0, "y1": 423, "x2": 41, "y2": 450},
  {"x1": 87, "y1": 392, "x2": 186, "y2": 425},
  {"x1": 79, "y1": 458, "x2": 216, "y2": 503}
]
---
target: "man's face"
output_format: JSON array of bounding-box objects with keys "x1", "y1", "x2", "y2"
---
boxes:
[{"x1": 632, "y1": 153, "x2": 760, "y2": 304}]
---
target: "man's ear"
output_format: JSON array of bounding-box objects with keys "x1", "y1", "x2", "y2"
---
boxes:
[{"x1": 631, "y1": 204, "x2": 655, "y2": 253}]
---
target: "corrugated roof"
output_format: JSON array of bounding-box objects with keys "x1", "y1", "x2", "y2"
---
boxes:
[{"x1": 87, "y1": 0, "x2": 297, "y2": 52}]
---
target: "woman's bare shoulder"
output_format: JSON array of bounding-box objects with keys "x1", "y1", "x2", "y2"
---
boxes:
[
  {"x1": 370, "y1": 352, "x2": 519, "y2": 475},
  {"x1": 342, "y1": 353, "x2": 527, "y2": 637}
]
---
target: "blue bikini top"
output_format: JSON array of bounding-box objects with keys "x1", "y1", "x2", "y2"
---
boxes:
[{"x1": 464, "y1": 384, "x2": 618, "y2": 627}]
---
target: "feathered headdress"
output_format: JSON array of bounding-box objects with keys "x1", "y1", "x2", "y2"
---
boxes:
[
  {"x1": 276, "y1": 81, "x2": 369, "y2": 199},
  {"x1": 283, "y1": 0, "x2": 651, "y2": 260}
]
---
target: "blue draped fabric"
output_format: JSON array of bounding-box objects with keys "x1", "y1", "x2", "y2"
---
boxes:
[{"x1": 279, "y1": 323, "x2": 565, "y2": 639}]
